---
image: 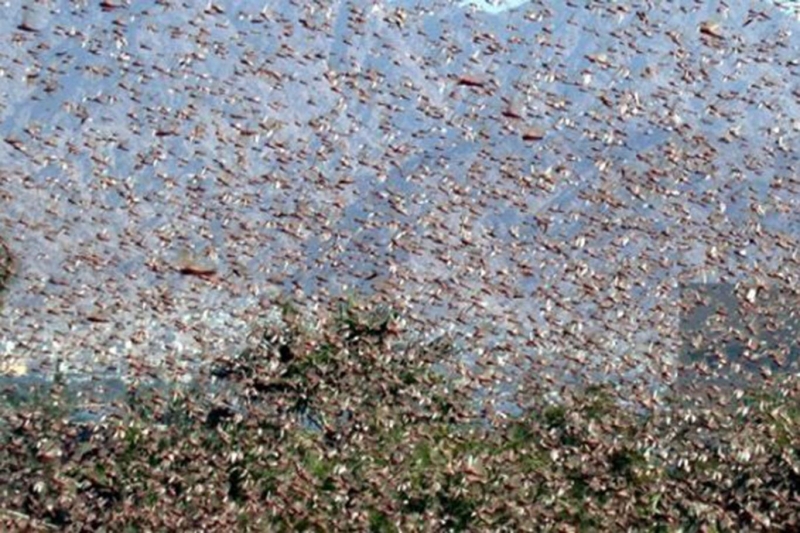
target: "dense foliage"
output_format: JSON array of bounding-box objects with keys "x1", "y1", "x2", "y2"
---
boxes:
[{"x1": 0, "y1": 301, "x2": 798, "y2": 531}]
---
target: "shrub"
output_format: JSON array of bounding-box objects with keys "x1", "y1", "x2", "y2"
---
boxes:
[{"x1": 0, "y1": 300, "x2": 797, "y2": 531}]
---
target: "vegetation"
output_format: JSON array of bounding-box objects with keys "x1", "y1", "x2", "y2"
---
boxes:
[{"x1": 0, "y1": 300, "x2": 798, "y2": 531}]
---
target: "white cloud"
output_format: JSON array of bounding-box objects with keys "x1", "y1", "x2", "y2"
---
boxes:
[{"x1": 458, "y1": 0, "x2": 531, "y2": 15}]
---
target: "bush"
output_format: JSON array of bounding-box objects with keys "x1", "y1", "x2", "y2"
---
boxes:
[{"x1": 0, "y1": 300, "x2": 797, "y2": 531}]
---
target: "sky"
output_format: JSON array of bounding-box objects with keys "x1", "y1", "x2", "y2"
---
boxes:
[
  {"x1": 0, "y1": 0, "x2": 797, "y2": 390},
  {"x1": 459, "y1": 0, "x2": 531, "y2": 14},
  {"x1": 461, "y1": 0, "x2": 800, "y2": 17}
]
